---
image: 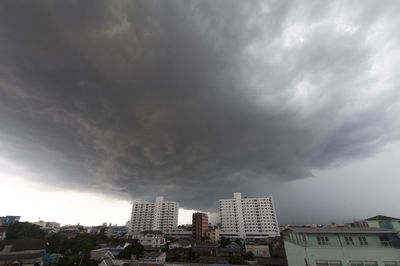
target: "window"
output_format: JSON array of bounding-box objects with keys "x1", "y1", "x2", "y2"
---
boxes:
[
  {"x1": 379, "y1": 235, "x2": 391, "y2": 247},
  {"x1": 344, "y1": 236, "x2": 354, "y2": 245},
  {"x1": 358, "y1": 236, "x2": 368, "y2": 245},
  {"x1": 364, "y1": 263, "x2": 378, "y2": 266},
  {"x1": 384, "y1": 262, "x2": 397, "y2": 266},
  {"x1": 316, "y1": 262, "x2": 342, "y2": 266},
  {"x1": 350, "y1": 262, "x2": 363, "y2": 266},
  {"x1": 317, "y1": 236, "x2": 329, "y2": 245}
]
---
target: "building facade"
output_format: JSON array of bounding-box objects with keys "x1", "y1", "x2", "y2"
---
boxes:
[
  {"x1": 283, "y1": 227, "x2": 400, "y2": 266},
  {"x1": 365, "y1": 215, "x2": 400, "y2": 231},
  {"x1": 131, "y1": 230, "x2": 166, "y2": 248},
  {"x1": 219, "y1": 192, "x2": 279, "y2": 239},
  {"x1": 129, "y1": 196, "x2": 179, "y2": 232},
  {"x1": 207, "y1": 226, "x2": 220, "y2": 241},
  {"x1": 192, "y1": 212, "x2": 208, "y2": 242}
]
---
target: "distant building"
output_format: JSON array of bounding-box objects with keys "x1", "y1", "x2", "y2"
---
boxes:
[
  {"x1": 129, "y1": 196, "x2": 178, "y2": 233},
  {"x1": 245, "y1": 244, "x2": 271, "y2": 258},
  {"x1": 283, "y1": 227, "x2": 400, "y2": 266},
  {"x1": 0, "y1": 239, "x2": 46, "y2": 265},
  {"x1": 169, "y1": 239, "x2": 194, "y2": 249},
  {"x1": 164, "y1": 228, "x2": 192, "y2": 239},
  {"x1": 141, "y1": 251, "x2": 166, "y2": 263},
  {"x1": 219, "y1": 192, "x2": 279, "y2": 239},
  {"x1": 31, "y1": 220, "x2": 61, "y2": 233},
  {"x1": 207, "y1": 226, "x2": 220, "y2": 241},
  {"x1": 0, "y1": 227, "x2": 6, "y2": 241},
  {"x1": 0, "y1": 216, "x2": 20, "y2": 226},
  {"x1": 131, "y1": 230, "x2": 166, "y2": 248},
  {"x1": 192, "y1": 212, "x2": 208, "y2": 243},
  {"x1": 104, "y1": 226, "x2": 128, "y2": 238},
  {"x1": 90, "y1": 248, "x2": 115, "y2": 261}
]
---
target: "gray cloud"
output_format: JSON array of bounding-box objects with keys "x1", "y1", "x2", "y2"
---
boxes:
[{"x1": 1, "y1": 0, "x2": 400, "y2": 216}]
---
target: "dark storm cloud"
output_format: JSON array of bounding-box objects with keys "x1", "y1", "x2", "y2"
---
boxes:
[{"x1": 1, "y1": 0, "x2": 400, "y2": 210}]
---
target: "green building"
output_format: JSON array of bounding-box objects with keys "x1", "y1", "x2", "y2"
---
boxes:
[
  {"x1": 283, "y1": 227, "x2": 400, "y2": 266},
  {"x1": 365, "y1": 216, "x2": 400, "y2": 232}
]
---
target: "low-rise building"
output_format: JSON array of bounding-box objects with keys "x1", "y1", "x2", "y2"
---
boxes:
[
  {"x1": 31, "y1": 220, "x2": 61, "y2": 233},
  {"x1": 169, "y1": 239, "x2": 193, "y2": 249},
  {"x1": 0, "y1": 227, "x2": 7, "y2": 241},
  {"x1": 207, "y1": 226, "x2": 220, "y2": 241},
  {"x1": 245, "y1": 244, "x2": 270, "y2": 258},
  {"x1": 90, "y1": 248, "x2": 115, "y2": 261},
  {"x1": 141, "y1": 251, "x2": 166, "y2": 263},
  {"x1": 0, "y1": 239, "x2": 46, "y2": 265},
  {"x1": 164, "y1": 228, "x2": 192, "y2": 239},
  {"x1": 283, "y1": 227, "x2": 400, "y2": 266},
  {"x1": 131, "y1": 230, "x2": 165, "y2": 248}
]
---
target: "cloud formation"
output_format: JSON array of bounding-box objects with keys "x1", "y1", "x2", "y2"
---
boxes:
[{"x1": 1, "y1": 0, "x2": 400, "y2": 211}]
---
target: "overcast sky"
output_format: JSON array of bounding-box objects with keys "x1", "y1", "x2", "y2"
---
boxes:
[{"x1": 1, "y1": 0, "x2": 400, "y2": 226}]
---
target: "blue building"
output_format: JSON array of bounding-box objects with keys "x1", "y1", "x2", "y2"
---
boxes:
[{"x1": 0, "y1": 216, "x2": 20, "y2": 225}]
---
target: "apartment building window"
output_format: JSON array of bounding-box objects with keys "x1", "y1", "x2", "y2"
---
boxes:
[
  {"x1": 358, "y1": 236, "x2": 368, "y2": 245},
  {"x1": 316, "y1": 262, "x2": 342, "y2": 266},
  {"x1": 384, "y1": 263, "x2": 397, "y2": 266},
  {"x1": 379, "y1": 235, "x2": 391, "y2": 246},
  {"x1": 316, "y1": 236, "x2": 329, "y2": 245},
  {"x1": 344, "y1": 236, "x2": 354, "y2": 245}
]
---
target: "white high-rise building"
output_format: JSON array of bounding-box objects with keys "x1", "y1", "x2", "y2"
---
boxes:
[
  {"x1": 129, "y1": 196, "x2": 179, "y2": 233},
  {"x1": 219, "y1": 192, "x2": 279, "y2": 239}
]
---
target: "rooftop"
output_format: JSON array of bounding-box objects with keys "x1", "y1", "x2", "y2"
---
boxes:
[
  {"x1": 365, "y1": 215, "x2": 400, "y2": 221},
  {"x1": 0, "y1": 239, "x2": 46, "y2": 252},
  {"x1": 285, "y1": 226, "x2": 397, "y2": 234}
]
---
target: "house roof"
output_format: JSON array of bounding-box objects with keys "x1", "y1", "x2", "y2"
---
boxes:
[
  {"x1": 0, "y1": 239, "x2": 46, "y2": 252},
  {"x1": 365, "y1": 215, "x2": 400, "y2": 221},
  {"x1": 285, "y1": 227, "x2": 396, "y2": 234},
  {"x1": 143, "y1": 251, "x2": 164, "y2": 259},
  {"x1": 169, "y1": 239, "x2": 193, "y2": 247}
]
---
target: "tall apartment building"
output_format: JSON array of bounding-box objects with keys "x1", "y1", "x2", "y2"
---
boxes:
[
  {"x1": 192, "y1": 212, "x2": 208, "y2": 242},
  {"x1": 219, "y1": 192, "x2": 279, "y2": 239},
  {"x1": 130, "y1": 196, "x2": 179, "y2": 233}
]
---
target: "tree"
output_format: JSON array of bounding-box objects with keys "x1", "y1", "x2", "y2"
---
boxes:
[
  {"x1": 5, "y1": 222, "x2": 45, "y2": 240},
  {"x1": 219, "y1": 236, "x2": 231, "y2": 248},
  {"x1": 243, "y1": 251, "x2": 254, "y2": 260},
  {"x1": 118, "y1": 243, "x2": 144, "y2": 260},
  {"x1": 268, "y1": 242, "x2": 274, "y2": 257},
  {"x1": 234, "y1": 239, "x2": 242, "y2": 245},
  {"x1": 229, "y1": 255, "x2": 246, "y2": 264},
  {"x1": 197, "y1": 250, "x2": 211, "y2": 256}
]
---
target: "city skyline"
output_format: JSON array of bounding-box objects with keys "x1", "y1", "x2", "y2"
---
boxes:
[{"x1": 1, "y1": 1, "x2": 400, "y2": 226}]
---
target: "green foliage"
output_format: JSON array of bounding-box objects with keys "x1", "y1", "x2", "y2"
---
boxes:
[
  {"x1": 229, "y1": 255, "x2": 246, "y2": 265},
  {"x1": 201, "y1": 236, "x2": 211, "y2": 241},
  {"x1": 162, "y1": 245, "x2": 169, "y2": 252},
  {"x1": 234, "y1": 239, "x2": 242, "y2": 245},
  {"x1": 243, "y1": 251, "x2": 254, "y2": 260},
  {"x1": 268, "y1": 242, "x2": 274, "y2": 257},
  {"x1": 118, "y1": 243, "x2": 144, "y2": 260},
  {"x1": 219, "y1": 236, "x2": 231, "y2": 248},
  {"x1": 5, "y1": 222, "x2": 45, "y2": 240},
  {"x1": 197, "y1": 250, "x2": 211, "y2": 256},
  {"x1": 46, "y1": 233, "x2": 68, "y2": 253}
]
